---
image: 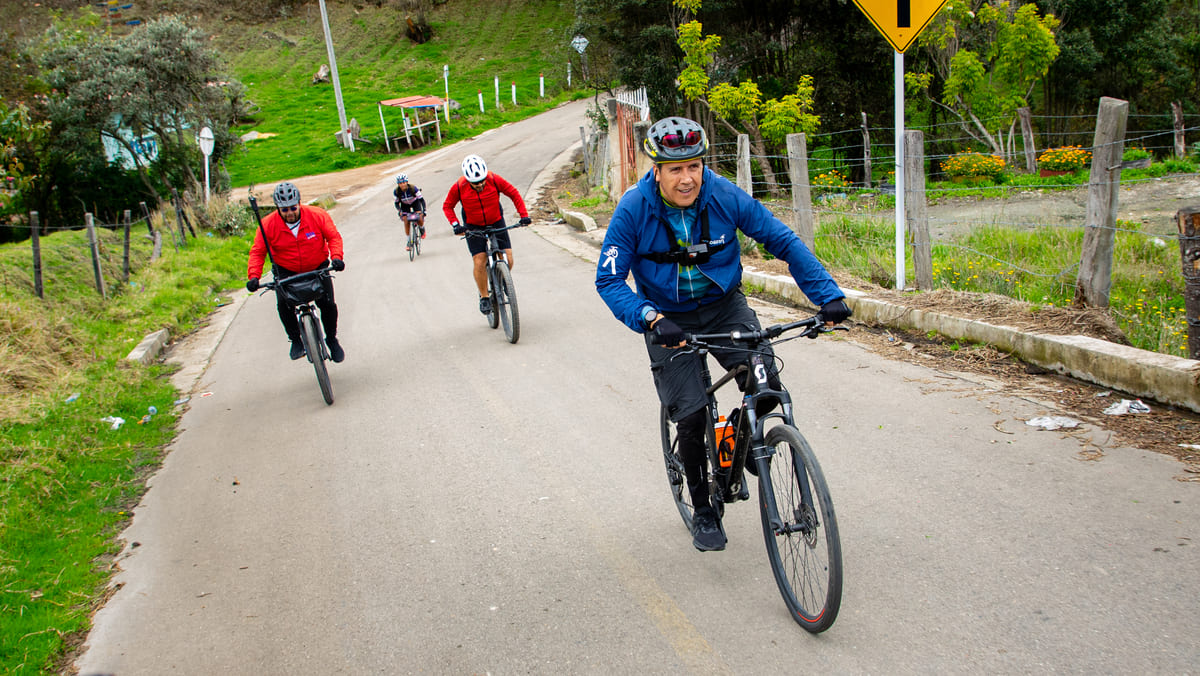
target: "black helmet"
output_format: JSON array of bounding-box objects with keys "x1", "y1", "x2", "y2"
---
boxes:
[
  {"x1": 272, "y1": 181, "x2": 301, "y2": 208},
  {"x1": 643, "y1": 117, "x2": 708, "y2": 164}
]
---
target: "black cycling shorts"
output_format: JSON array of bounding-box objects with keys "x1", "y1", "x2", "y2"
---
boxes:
[
  {"x1": 646, "y1": 288, "x2": 780, "y2": 422},
  {"x1": 465, "y1": 219, "x2": 511, "y2": 257}
]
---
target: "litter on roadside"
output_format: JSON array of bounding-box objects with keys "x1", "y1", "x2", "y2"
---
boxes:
[
  {"x1": 100, "y1": 416, "x2": 125, "y2": 430},
  {"x1": 1026, "y1": 416, "x2": 1081, "y2": 430},
  {"x1": 1102, "y1": 399, "x2": 1151, "y2": 415},
  {"x1": 65, "y1": 392, "x2": 80, "y2": 403}
]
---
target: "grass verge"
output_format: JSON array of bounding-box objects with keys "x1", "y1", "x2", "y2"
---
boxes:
[{"x1": 0, "y1": 200, "x2": 254, "y2": 673}]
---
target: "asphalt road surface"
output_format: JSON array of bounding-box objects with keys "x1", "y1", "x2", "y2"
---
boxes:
[{"x1": 77, "y1": 100, "x2": 1200, "y2": 675}]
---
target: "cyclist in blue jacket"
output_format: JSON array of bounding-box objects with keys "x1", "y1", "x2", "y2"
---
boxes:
[{"x1": 595, "y1": 116, "x2": 852, "y2": 553}]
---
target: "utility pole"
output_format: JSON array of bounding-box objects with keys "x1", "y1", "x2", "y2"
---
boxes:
[{"x1": 318, "y1": 0, "x2": 354, "y2": 151}]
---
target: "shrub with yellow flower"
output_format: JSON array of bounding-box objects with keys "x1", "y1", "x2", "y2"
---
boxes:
[{"x1": 1038, "y1": 145, "x2": 1091, "y2": 172}]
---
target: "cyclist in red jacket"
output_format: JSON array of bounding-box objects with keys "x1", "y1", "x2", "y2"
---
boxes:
[
  {"x1": 442, "y1": 154, "x2": 531, "y2": 315},
  {"x1": 246, "y1": 182, "x2": 347, "y2": 362}
]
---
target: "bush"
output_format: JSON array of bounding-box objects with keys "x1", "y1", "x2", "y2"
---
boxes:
[
  {"x1": 1038, "y1": 145, "x2": 1091, "y2": 172},
  {"x1": 811, "y1": 168, "x2": 850, "y2": 194},
  {"x1": 1123, "y1": 146, "x2": 1151, "y2": 161},
  {"x1": 942, "y1": 152, "x2": 1005, "y2": 180}
]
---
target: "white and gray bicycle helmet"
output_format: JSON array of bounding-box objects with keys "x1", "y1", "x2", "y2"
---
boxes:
[
  {"x1": 396, "y1": 173, "x2": 409, "y2": 184},
  {"x1": 461, "y1": 155, "x2": 488, "y2": 183},
  {"x1": 272, "y1": 181, "x2": 301, "y2": 208}
]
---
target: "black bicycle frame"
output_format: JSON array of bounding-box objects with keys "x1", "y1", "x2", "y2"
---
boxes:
[{"x1": 702, "y1": 343, "x2": 811, "y2": 535}]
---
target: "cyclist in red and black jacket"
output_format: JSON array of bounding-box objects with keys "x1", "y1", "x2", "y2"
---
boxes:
[
  {"x1": 246, "y1": 182, "x2": 347, "y2": 363},
  {"x1": 442, "y1": 154, "x2": 531, "y2": 315}
]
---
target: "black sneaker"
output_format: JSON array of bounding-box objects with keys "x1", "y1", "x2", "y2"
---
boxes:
[
  {"x1": 691, "y1": 506, "x2": 727, "y2": 552},
  {"x1": 479, "y1": 297, "x2": 492, "y2": 314},
  {"x1": 326, "y1": 337, "x2": 345, "y2": 363},
  {"x1": 289, "y1": 340, "x2": 305, "y2": 360}
]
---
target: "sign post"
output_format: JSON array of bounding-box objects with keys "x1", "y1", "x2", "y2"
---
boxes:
[
  {"x1": 851, "y1": 0, "x2": 949, "y2": 289},
  {"x1": 571, "y1": 35, "x2": 589, "y2": 82},
  {"x1": 198, "y1": 126, "x2": 214, "y2": 205}
]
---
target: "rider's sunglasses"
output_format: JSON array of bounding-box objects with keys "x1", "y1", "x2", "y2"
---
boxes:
[
  {"x1": 469, "y1": 179, "x2": 486, "y2": 189},
  {"x1": 278, "y1": 205, "x2": 300, "y2": 213},
  {"x1": 659, "y1": 130, "x2": 703, "y2": 149}
]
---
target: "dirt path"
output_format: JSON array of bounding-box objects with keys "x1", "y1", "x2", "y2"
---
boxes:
[{"x1": 924, "y1": 173, "x2": 1199, "y2": 239}]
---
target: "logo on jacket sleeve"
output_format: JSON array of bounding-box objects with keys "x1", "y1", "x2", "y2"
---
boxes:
[{"x1": 602, "y1": 245, "x2": 619, "y2": 275}]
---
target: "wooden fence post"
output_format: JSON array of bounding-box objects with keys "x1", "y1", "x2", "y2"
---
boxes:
[
  {"x1": 122, "y1": 209, "x2": 132, "y2": 283},
  {"x1": 1172, "y1": 101, "x2": 1186, "y2": 159},
  {"x1": 786, "y1": 133, "x2": 815, "y2": 249},
  {"x1": 861, "y1": 113, "x2": 872, "y2": 187},
  {"x1": 736, "y1": 134, "x2": 751, "y2": 195},
  {"x1": 1018, "y1": 107, "x2": 1037, "y2": 172},
  {"x1": 171, "y1": 188, "x2": 196, "y2": 238},
  {"x1": 139, "y1": 200, "x2": 155, "y2": 235},
  {"x1": 85, "y1": 213, "x2": 107, "y2": 299},
  {"x1": 152, "y1": 230, "x2": 163, "y2": 260},
  {"x1": 905, "y1": 130, "x2": 933, "y2": 290},
  {"x1": 1075, "y1": 96, "x2": 1128, "y2": 308},
  {"x1": 30, "y1": 211, "x2": 43, "y2": 299},
  {"x1": 1177, "y1": 207, "x2": 1200, "y2": 359}
]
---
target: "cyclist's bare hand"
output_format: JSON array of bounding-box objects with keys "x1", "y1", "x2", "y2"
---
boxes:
[{"x1": 650, "y1": 317, "x2": 686, "y2": 348}]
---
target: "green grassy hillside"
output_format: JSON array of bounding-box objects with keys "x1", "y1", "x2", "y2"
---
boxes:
[{"x1": 213, "y1": 0, "x2": 579, "y2": 185}]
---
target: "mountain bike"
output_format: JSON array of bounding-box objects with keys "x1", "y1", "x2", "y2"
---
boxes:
[
  {"x1": 463, "y1": 222, "x2": 526, "y2": 344},
  {"x1": 259, "y1": 266, "x2": 335, "y2": 405},
  {"x1": 403, "y1": 212, "x2": 425, "y2": 261},
  {"x1": 660, "y1": 314, "x2": 846, "y2": 632}
]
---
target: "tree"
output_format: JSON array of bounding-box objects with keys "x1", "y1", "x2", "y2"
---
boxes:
[
  {"x1": 906, "y1": 1, "x2": 1060, "y2": 159},
  {"x1": 674, "y1": 2, "x2": 821, "y2": 195},
  {"x1": 41, "y1": 16, "x2": 246, "y2": 206}
]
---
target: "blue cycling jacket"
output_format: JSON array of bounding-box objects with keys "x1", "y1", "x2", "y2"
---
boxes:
[{"x1": 595, "y1": 167, "x2": 845, "y2": 333}]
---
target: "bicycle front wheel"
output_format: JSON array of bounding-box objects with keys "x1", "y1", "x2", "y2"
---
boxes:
[
  {"x1": 408, "y1": 228, "x2": 417, "y2": 261},
  {"x1": 486, "y1": 265, "x2": 500, "y2": 330},
  {"x1": 414, "y1": 225, "x2": 422, "y2": 256},
  {"x1": 495, "y1": 261, "x2": 519, "y2": 344},
  {"x1": 300, "y1": 312, "x2": 334, "y2": 405},
  {"x1": 759, "y1": 424, "x2": 841, "y2": 632}
]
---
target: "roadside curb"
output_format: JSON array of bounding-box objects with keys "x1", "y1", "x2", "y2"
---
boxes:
[{"x1": 743, "y1": 268, "x2": 1200, "y2": 414}]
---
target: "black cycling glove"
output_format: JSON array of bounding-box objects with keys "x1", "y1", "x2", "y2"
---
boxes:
[
  {"x1": 650, "y1": 317, "x2": 685, "y2": 346},
  {"x1": 518, "y1": 216, "x2": 532, "y2": 226},
  {"x1": 452, "y1": 223, "x2": 465, "y2": 235},
  {"x1": 818, "y1": 298, "x2": 852, "y2": 325},
  {"x1": 330, "y1": 258, "x2": 345, "y2": 271},
  {"x1": 246, "y1": 278, "x2": 259, "y2": 292}
]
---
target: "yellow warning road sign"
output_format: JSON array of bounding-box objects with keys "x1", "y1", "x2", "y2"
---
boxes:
[{"x1": 852, "y1": 0, "x2": 950, "y2": 53}]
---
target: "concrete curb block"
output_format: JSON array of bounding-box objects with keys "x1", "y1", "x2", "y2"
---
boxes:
[
  {"x1": 126, "y1": 329, "x2": 170, "y2": 365},
  {"x1": 744, "y1": 268, "x2": 1200, "y2": 414},
  {"x1": 562, "y1": 211, "x2": 597, "y2": 232}
]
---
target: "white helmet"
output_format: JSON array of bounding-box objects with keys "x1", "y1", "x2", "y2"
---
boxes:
[{"x1": 461, "y1": 154, "x2": 488, "y2": 183}]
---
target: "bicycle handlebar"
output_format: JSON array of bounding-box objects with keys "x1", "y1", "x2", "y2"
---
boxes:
[
  {"x1": 459, "y1": 221, "x2": 529, "y2": 238},
  {"x1": 259, "y1": 264, "x2": 333, "y2": 292},
  {"x1": 685, "y1": 314, "x2": 848, "y2": 347}
]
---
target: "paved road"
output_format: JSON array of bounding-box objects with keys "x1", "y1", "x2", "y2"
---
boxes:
[{"x1": 77, "y1": 101, "x2": 1200, "y2": 674}]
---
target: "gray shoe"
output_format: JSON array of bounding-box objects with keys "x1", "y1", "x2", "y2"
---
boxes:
[
  {"x1": 289, "y1": 340, "x2": 305, "y2": 360},
  {"x1": 479, "y1": 297, "x2": 492, "y2": 314}
]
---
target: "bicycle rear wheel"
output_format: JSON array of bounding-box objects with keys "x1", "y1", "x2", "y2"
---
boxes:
[
  {"x1": 495, "y1": 261, "x2": 519, "y2": 344},
  {"x1": 660, "y1": 406, "x2": 694, "y2": 530},
  {"x1": 300, "y1": 312, "x2": 334, "y2": 405},
  {"x1": 758, "y1": 424, "x2": 840, "y2": 632}
]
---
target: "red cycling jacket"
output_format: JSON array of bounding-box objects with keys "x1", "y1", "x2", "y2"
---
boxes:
[
  {"x1": 247, "y1": 205, "x2": 344, "y2": 279},
  {"x1": 441, "y1": 172, "x2": 529, "y2": 227}
]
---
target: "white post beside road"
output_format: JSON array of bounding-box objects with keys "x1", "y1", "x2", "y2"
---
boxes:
[
  {"x1": 443, "y1": 65, "x2": 450, "y2": 123},
  {"x1": 318, "y1": 0, "x2": 353, "y2": 151}
]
